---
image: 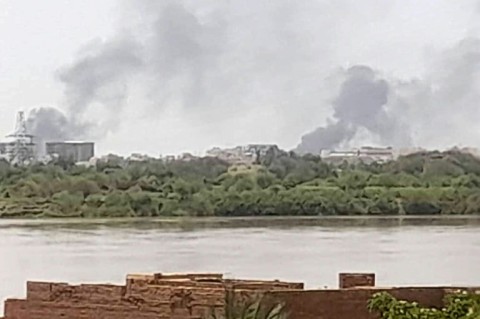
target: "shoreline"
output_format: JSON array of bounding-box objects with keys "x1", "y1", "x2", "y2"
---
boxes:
[{"x1": 1, "y1": 215, "x2": 479, "y2": 229}]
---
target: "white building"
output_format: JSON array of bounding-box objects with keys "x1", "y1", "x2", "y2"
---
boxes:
[
  {"x1": 322, "y1": 146, "x2": 395, "y2": 164},
  {"x1": 206, "y1": 144, "x2": 278, "y2": 164}
]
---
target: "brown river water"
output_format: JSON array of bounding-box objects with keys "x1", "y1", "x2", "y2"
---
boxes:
[{"x1": 0, "y1": 216, "x2": 479, "y2": 314}]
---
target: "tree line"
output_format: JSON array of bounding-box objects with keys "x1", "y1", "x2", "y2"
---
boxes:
[{"x1": 0, "y1": 150, "x2": 480, "y2": 218}]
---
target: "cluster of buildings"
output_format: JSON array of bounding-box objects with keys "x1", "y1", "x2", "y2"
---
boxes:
[
  {"x1": 319, "y1": 146, "x2": 480, "y2": 164},
  {"x1": 205, "y1": 144, "x2": 279, "y2": 165},
  {"x1": 108, "y1": 144, "x2": 280, "y2": 166},
  {"x1": 203, "y1": 145, "x2": 414, "y2": 165},
  {"x1": 319, "y1": 146, "x2": 396, "y2": 164},
  {"x1": 120, "y1": 145, "x2": 279, "y2": 166},
  {"x1": 0, "y1": 112, "x2": 95, "y2": 165},
  {"x1": 3, "y1": 111, "x2": 479, "y2": 167}
]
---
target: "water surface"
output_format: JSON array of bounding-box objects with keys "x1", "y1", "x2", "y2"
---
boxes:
[{"x1": 1, "y1": 217, "x2": 479, "y2": 313}]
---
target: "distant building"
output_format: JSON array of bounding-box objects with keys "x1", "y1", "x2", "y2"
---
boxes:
[
  {"x1": 128, "y1": 153, "x2": 154, "y2": 162},
  {"x1": 394, "y1": 147, "x2": 426, "y2": 158},
  {"x1": 448, "y1": 146, "x2": 480, "y2": 159},
  {"x1": 206, "y1": 144, "x2": 278, "y2": 164},
  {"x1": 46, "y1": 141, "x2": 94, "y2": 163},
  {"x1": 322, "y1": 146, "x2": 394, "y2": 164},
  {"x1": 162, "y1": 155, "x2": 176, "y2": 162},
  {"x1": 358, "y1": 146, "x2": 394, "y2": 163},
  {"x1": 321, "y1": 149, "x2": 359, "y2": 164},
  {"x1": 178, "y1": 152, "x2": 198, "y2": 162},
  {"x1": 206, "y1": 146, "x2": 252, "y2": 164}
]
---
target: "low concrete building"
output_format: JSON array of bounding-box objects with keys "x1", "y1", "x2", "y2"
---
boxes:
[
  {"x1": 46, "y1": 141, "x2": 94, "y2": 163},
  {"x1": 206, "y1": 144, "x2": 279, "y2": 164},
  {"x1": 322, "y1": 146, "x2": 395, "y2": 164},
  {"x1": 206, "y1": 146, "x2": 254, "y2": 164}
]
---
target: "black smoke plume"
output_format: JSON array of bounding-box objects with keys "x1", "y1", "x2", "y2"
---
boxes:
[
  {"x1": 46, "y1": 1, "x2": 331, "y2": 140},
  {"x1": 296, "y1": 65, "x2": 412, "y2": 154},
  {"x1": 58, "y1": 36, "x2": 142, "y2": 118},
  {"x1": 26, "y1": 107, "x2": 89, "y2": 155},
  {"x1": 25, "y1": 1, "x2": 480, "y2": 153}
]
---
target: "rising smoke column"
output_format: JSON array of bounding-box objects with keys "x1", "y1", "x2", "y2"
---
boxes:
[
  {"x1": 296, "y1": 65, "x2": 412, "y2": 154},
  {"x1": 400, "y1": 37, "x2": 480, "y2": 148},
  {"x1": 26, "y1": 1, "x2": 480, "y2": 152},
  {"x1": 27, "y1": 36, "x2": 143, "y2": 146},
  {"x1": 55, "y1": 1, "x2": 226, "y2": 130},
  {"x1": 27, "y1": 107, "x2": 73, "y2": 141},
  {"x1": 47, "y1": 0, "x2": 332, "y2": 142},
  {"x1": 57, "y1": 36, "x2": 143, "y2": 132},
  {"x1": 26, "y1": 107, "x2": 90, "y2": 155}
]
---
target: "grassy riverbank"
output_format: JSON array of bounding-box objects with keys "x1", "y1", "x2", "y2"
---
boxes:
[{"x1": 1, "y1": 150, "x2": 480, "y2": 218}]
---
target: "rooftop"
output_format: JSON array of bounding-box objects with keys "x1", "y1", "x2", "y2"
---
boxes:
[{"x1": 46, "y1": 141, "x2": 94, "y2": 144}]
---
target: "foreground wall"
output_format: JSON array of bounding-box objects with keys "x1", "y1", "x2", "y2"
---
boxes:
[
  {"x1": 2, "y1": 273, "x2": 303, "y2": 319},
  {"x1": 273, "y1": 287, "x2": 449, "y2": 319},
  {"x1": 2, "y1": 272, "x2": 477, "y2": 319}
]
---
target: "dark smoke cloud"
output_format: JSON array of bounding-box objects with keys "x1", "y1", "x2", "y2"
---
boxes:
[
  {"x1": 49, "y1": 0, "x2": 333, "y2": 139},
  {"x1": 55, "y1": 1, "x2": 227, "y2": 127},
  {"x1": 395, "y1": 37, "x2": 480, "y2": 147},
  {"x1": 298, "y1": 34, "x2": 480, "y2": 153},
  {"x1": 297, "y1": 121, "x2": 356, "y2": 154},
  {"x1": 58, "y1": 36, "x2": 142, "y2": 120},
  {"x1": 27, "y1": 36, "x2": 142, "y2": 146},
  {"x1": 140, "y1": 2, "x2": 227, "y2": 112},
  {"x1": 296, "y1": 66, "x2": 412, "y2": 153},
  {"x1": 27, "y1": 107, "x2": 91, "y2": 140},
  {"x1": 27, "y1": 107, "x2": 75, "y2": 141},
  {"x1": 28, "y1": 36, "x2": 142, "y2": 143},
  {"x1": 26, "y1": 107, "x2": 90, "y2": 155},
  {"x1": 26, "y1": 0, "x2": 479, "y2": 153}
]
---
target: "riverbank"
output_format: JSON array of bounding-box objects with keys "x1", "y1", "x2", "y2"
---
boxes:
[
  {"x1": 2, "y1": 150, "x2": 480, "y2": 218},
  {"x1": 1, "y1": 215, "x2": 480, "y2": 229}
]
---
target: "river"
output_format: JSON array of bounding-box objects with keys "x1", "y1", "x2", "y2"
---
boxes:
[{"x1": 0, "y1": 216, "x2": 479, "y2": 313}]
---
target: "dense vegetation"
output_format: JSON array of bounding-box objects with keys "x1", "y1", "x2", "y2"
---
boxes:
[
  {"x1": 1, "y1": 150, "x2": 480, "y2": 218},
  {"x1": 368, "y1": 290, "x2": 480, "y2": 319}
]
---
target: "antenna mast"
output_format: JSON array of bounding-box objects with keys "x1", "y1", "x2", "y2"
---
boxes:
[{"x1": 6, "y1": 111, "x2": 36, "y2": 165}]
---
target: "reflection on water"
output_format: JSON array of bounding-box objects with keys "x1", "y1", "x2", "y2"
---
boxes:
[{"x1": 0, "y1": 216, "x2": 479, "y2": 314}]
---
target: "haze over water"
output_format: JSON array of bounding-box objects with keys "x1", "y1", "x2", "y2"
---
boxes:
[{"x1": 0, "y1": 217, "x2": 479, "y2": 313}]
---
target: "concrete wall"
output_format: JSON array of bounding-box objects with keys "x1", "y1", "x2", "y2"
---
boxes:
[{"x1": 339, "y1": 273, "x2": 375, "y2": 289}]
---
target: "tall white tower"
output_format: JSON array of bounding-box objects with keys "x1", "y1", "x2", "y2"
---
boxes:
[{"x1": 5, "y1": 111, "x2": 36, "y2": 165}]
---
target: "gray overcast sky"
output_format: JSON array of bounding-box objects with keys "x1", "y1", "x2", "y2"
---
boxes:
[{"x1": 1, "y1": 0, "x2": 479, "y2": 156}]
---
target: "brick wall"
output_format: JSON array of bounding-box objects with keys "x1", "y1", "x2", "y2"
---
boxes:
[
  {"x1": 2, "y1": 273, "x2": 478, "y2": 319},
  {"x1": 271, "y1": 287, "x2": 449, "y2": 319},
  {"x1": 339, "y1": 273, "x2": 375, "y2": 289},
  {"x1": 2, "y1": 273, "x2": 303, "y2": 319}
]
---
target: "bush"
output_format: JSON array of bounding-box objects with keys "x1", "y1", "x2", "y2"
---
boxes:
[{"x1": 368, "y1": 291, "x2": 480, "y2": 319}]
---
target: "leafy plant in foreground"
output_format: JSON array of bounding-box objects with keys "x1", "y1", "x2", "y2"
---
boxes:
[
  {"x1": 206, "y1": 290, "x2": 288, "y2": 319},
  {"x1": 368, "y1": 290, "x2": 480, "y2": 319}
]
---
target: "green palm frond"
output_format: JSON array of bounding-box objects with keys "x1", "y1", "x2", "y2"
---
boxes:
[{"x1": 204, "y1": 290, "x2": 288, "y2": 319}]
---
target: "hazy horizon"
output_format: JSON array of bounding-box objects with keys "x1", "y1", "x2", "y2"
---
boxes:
[{"x1": 1, "y1": 0, "x2": 479, "y2": 156}]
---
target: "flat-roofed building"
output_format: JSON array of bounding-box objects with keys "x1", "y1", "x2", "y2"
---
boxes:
[{"x1": 46, "y1": 141, "x2": 94, "y2": 163}]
